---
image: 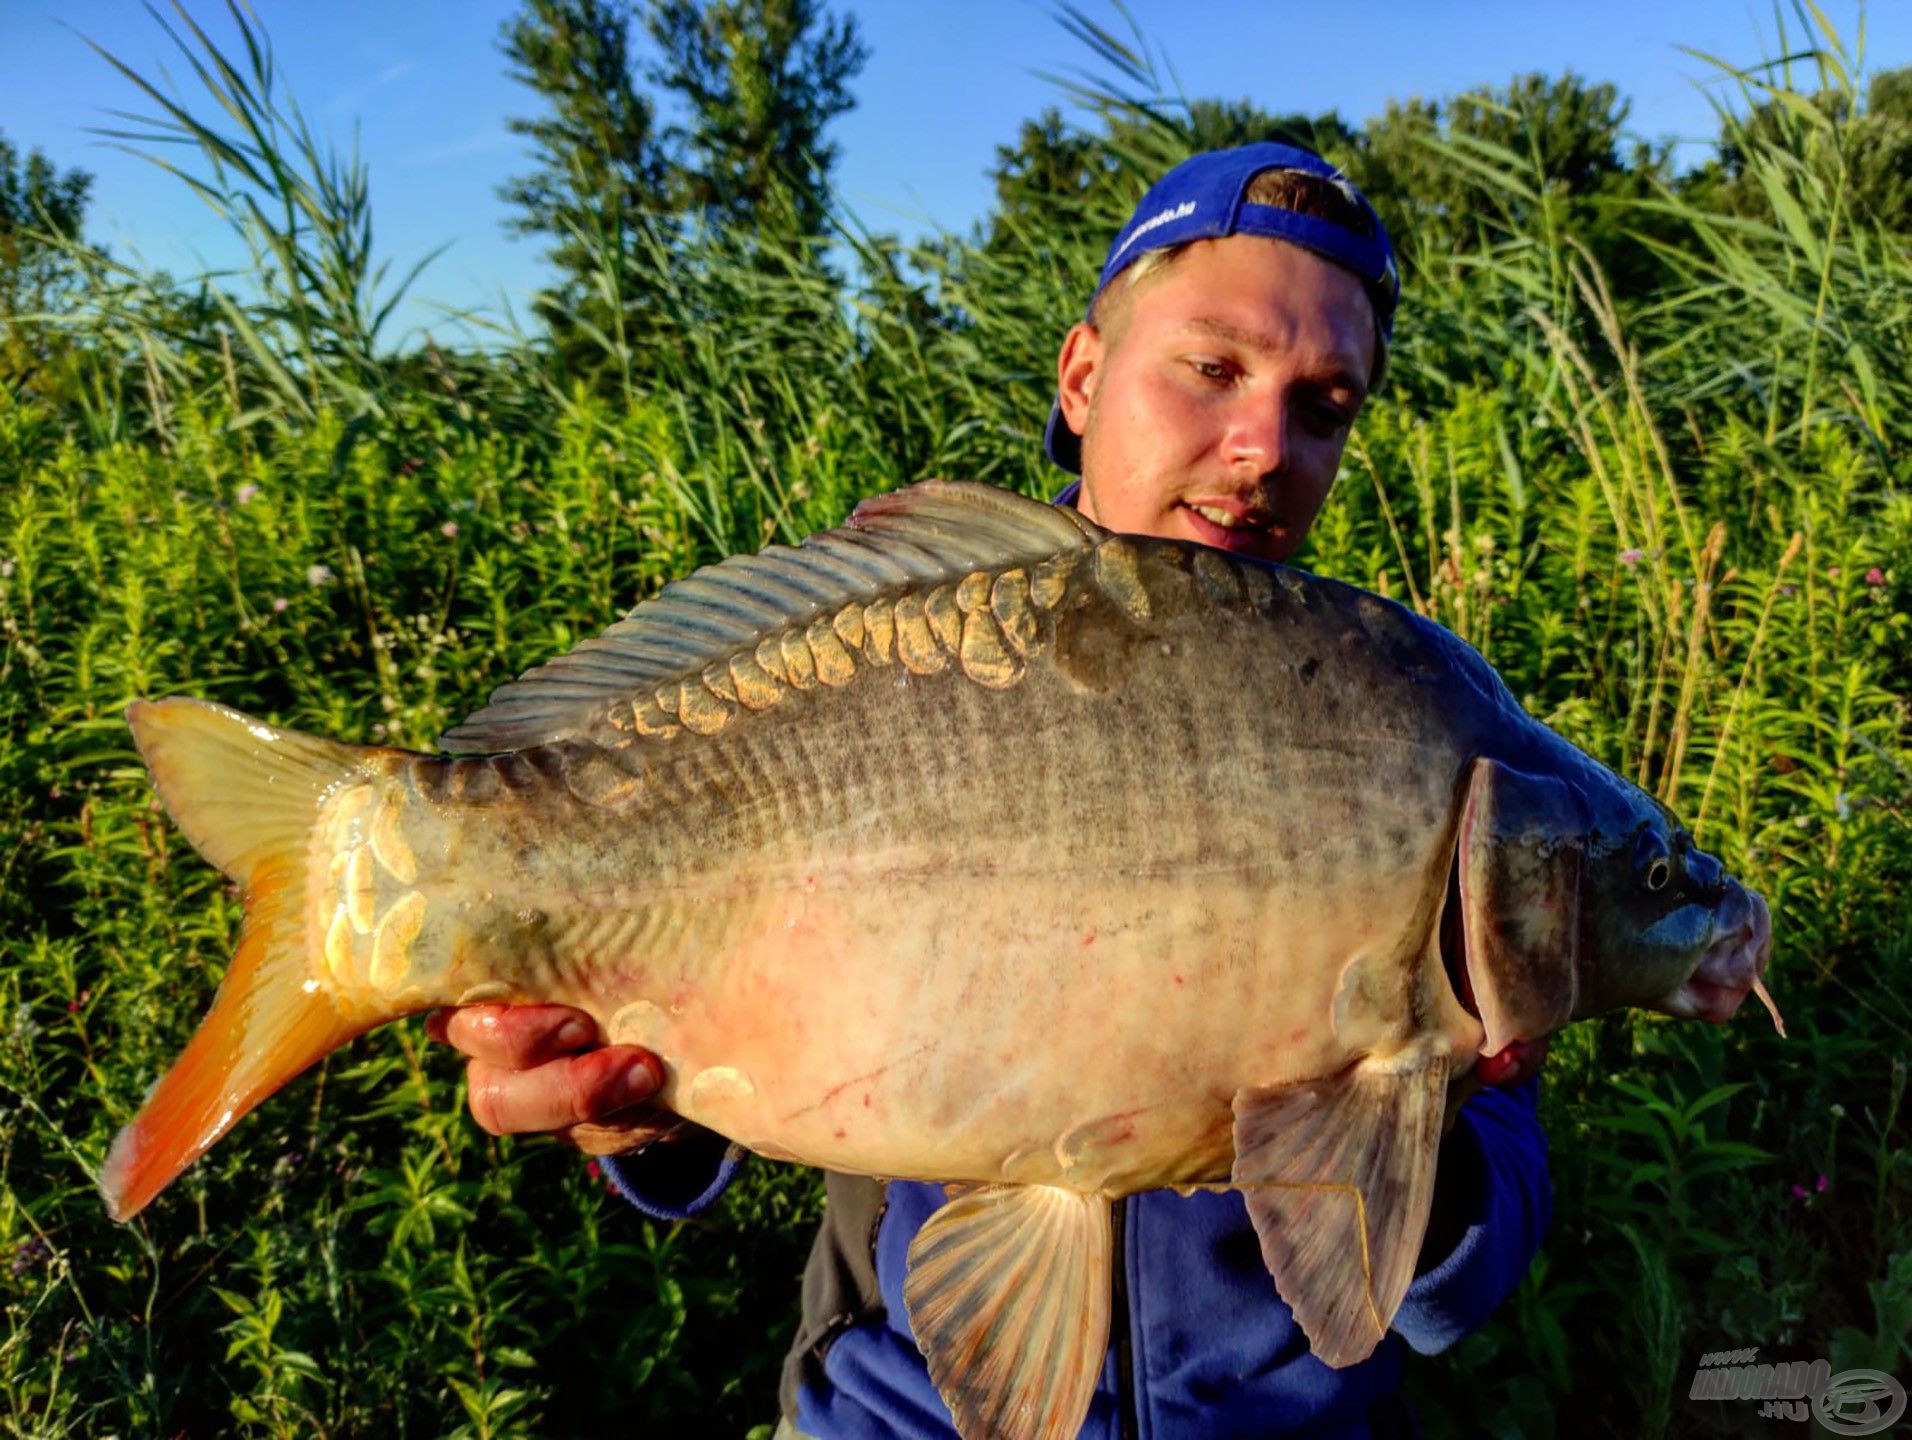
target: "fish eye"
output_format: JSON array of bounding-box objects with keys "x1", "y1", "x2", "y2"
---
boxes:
[{"x1": 1635, "y1": 829, "x2": 1674, "y2": 893}]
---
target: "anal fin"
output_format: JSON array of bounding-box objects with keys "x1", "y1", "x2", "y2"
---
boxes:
[
  {"x1": 903, "y1": 1183, "x2": 1111, "y2": 1440},
  {"x1": 1232, "y1": 1045, "x2": 1450, "y2": 1368}
]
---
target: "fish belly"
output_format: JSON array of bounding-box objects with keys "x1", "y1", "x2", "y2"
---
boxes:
[{"x1": 622, "y1": 870, "x2": 1425, "y2": 1194}]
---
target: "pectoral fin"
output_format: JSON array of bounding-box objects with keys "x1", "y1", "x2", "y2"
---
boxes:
[
  {"x1": 903, "y1": 1183, "x2": 1112, "y2": 1440},
  {"x1": 1232, "y1": 1046, "x2": 1450, "y2": 1367}
]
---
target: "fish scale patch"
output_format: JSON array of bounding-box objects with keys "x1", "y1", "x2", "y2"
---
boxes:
[
  {"x1": 437, "y1": 479, "x2": 1328, "y2": 758},
  {"x1": 438, "y1": 480, "x2": 1105, "y2": 755},
  {"x1": 317, "y1": 784, "x2": 428, "y2": 1002}
]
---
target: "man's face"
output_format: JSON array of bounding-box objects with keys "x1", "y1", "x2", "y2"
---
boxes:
[{"x1": 1056, "y1": 234, "x2": 1377, "y2": 564}]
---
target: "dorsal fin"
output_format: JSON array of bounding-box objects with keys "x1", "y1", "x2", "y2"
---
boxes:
[{"x1": 438, "y1": 480, "x2": 1104, "y2": 754}]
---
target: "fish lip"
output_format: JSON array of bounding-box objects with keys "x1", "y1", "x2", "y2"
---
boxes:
[{"x1": 1662, "y1": 886, "x2": 1772, "y2": 1023}]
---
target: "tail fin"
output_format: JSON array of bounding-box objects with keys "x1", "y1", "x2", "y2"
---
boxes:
[{"x1": 103, "y1": 699, "x2": 391, "y2": 1222}]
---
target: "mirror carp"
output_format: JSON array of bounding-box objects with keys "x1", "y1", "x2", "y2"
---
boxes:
[{"x1": 104, "y1": 480, "x2": 1778, "y2": 1440}]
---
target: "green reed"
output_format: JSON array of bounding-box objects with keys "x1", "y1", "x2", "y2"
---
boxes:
[{"x1": 0, "y1": 5, "x2": 1905, "y2": 1437}]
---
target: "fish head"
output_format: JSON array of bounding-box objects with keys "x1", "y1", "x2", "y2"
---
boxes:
[
  {"x1": 1575, "y1": 808, "x2": 1774, "y2": 1028},
  {"x1": 1449, "y1": 758, "x2": 1778, "y2": 1063}
]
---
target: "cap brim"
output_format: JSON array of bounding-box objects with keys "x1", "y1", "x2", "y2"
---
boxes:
[{"x1": 1044, "y1": 401, "x2": 1082, "y2": 474}]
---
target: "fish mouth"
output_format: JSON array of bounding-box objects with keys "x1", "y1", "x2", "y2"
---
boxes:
[{"x1": 1658, "y1": 886, "x2": 1779, "y2": 1030}]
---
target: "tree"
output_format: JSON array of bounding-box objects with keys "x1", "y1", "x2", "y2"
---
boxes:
[
  {"x1": 1850, "y1": 65, "x2": 1912, "y2": 229},
  {"x1": 0, "y1": 131, "x2": 92, "y2": 392},
  {"x1": 975, "y1": 99, "x2": 1359, "y2": 263},
  {"x1": 1682, "y1": 62, "x2": 1912, "y2": 235},
  {"x1": 498, "y1": 0, "x2": 670, "y2": 330},
  {"x1": 642, "y1": 0, "x2": 867, "y2": 239},
  {"x1": 1353, "y1": 73, "x2": 1651, "y2": 263}
]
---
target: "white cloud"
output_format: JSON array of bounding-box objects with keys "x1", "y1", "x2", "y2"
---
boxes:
[
  {"x1": 399, "y1": 125, "x2": 516, "y2": 167},
  {"x1": 326, "y1": 60, "x2": 418, "y2": 114}
]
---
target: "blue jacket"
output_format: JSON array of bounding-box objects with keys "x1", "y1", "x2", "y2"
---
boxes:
[{"x1": 607, "y1": 1082, "x2": 1551, "y2": 1438}]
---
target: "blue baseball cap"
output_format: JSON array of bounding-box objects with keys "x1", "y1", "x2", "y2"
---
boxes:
[{"x1": 1044, "y1": 141, "x2": 1398, "y2": 474}]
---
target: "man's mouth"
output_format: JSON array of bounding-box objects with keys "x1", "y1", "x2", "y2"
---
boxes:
[
  {"x1": 1180, "y1": 498, "x2": 1281, "y2": 553},
  {"x1": 1188, "y1": 502, "x2": 1264, "y2": 531}
]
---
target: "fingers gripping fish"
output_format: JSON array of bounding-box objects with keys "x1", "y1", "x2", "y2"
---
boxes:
[{"x1": 102, "y1": 481, "x2": 1778, "y2": 1440}]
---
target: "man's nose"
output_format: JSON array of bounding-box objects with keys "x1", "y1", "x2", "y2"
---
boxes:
[{"x1": 1222, "y1": 392, "x2": 1287, "y2": 472}]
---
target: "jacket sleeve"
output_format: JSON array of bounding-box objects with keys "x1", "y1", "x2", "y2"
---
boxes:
[
  {"x1": 1388, "y1": 1077, "x2": 1552, "y2": 1356},
  {"x1": 600, "y1": 1126, "x2": 746, "y2": 1221}
]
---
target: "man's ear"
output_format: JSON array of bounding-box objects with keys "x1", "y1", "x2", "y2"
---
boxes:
[{"x1": 1055, "y1": 321, "x2": 1105, "y2": 438}]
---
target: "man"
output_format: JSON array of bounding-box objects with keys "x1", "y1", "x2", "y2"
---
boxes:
[{"x1": 428, "y1": 143, "x2": 1552, "y2": 1437}]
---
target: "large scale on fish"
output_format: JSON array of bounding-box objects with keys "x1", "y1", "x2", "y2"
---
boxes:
[{"x1": 104, "y1": 481, "x2": 1781, "y2": 1440}]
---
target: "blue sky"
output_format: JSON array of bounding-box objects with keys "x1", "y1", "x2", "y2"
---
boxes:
[{"x1": 3, "y1": 1, "x2": 1906, "y2": 344}]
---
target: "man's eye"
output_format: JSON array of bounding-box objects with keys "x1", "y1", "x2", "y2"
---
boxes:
[
  {"x1": 1188, "y1": 358, "x2": 1232, "y2": 382},
  {"x1": 1301, "y1": 402, "x2": 1352, "y2": 437}
]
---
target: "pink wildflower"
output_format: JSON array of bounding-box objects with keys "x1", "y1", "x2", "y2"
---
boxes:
[
  {"x1": 1619, "y1": 548, "x2": 1643, "y2": 568},
  {"x1": 306, "y1": 564, "x2": 334, "y2": 588},
  {"x1": 1827, "y1": 566, "x2": 1841, "y2": 580},
  {"x1": 235, "y1": 483, "x2": 260, "y2": 506},
  {"x1": 440, "y1": 521, "x2": 459, "y2": 538},
  {"x1": 1865, "y1": 567, "x2": 1884, "y2": 586},
  {"x1": 271, "y1": 596, "x2": 289, "y2": 614}
]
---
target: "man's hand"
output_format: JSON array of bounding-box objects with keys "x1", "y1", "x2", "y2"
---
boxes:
[
  {"x1": 1442, "y1": 1036, "x2": 1551, "y2": 1137},
  {"x1": 424, "y1": 1004, "x2": 685, "y2": 1158},
  {"x1": 1423, "y1": 1035, "x2": 1552, "y2": 1268},
  {"x1": 1475, "y1": 1037, "x2": 1549, "y2": 1089}
]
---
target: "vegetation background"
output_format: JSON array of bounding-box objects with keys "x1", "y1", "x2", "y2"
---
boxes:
[{"x1": 0, "y1": 1, "x2": 1906, "y2": 1435}]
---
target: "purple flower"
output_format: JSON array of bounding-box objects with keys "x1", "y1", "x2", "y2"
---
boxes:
[
  {"x1": 1619, "y1": 548, "x2": 1643, "y2": 568},
  {"x1": 235, "y1": 483, "x2": 260, "y2": 506},
  {"x1": 1790, "y1": 1174, "x2": 1830, "y2": 1202},
  {"x1": 1865, "y1": 567, "x2": 1884, "y2": 586}
]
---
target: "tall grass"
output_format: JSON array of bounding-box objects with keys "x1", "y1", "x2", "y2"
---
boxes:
[{"x1": 1, "y1": 5, "x2": 1907, "y2": 1437}]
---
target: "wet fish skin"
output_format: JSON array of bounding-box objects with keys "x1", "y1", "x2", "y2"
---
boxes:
[
  {"x1": 260, "y1": 532, "x2": 1480, "y2": 1190},
  {"x1": 101, "y1": 481, "x2": 1775, "y2": 1438}
]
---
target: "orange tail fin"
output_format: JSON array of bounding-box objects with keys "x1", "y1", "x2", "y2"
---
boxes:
[{"x1": 103, "y1": 699, "x2": 392, "y2": 1222}]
